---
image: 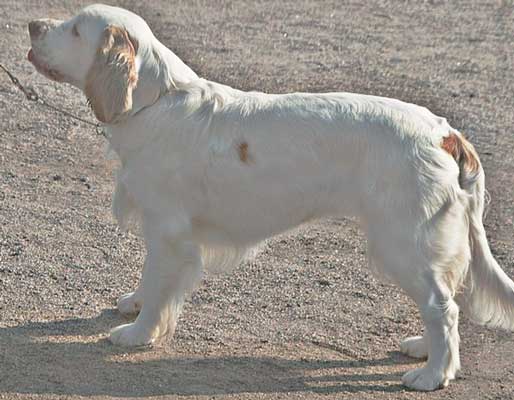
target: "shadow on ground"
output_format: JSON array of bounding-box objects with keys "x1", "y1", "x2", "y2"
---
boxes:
[{"x1": 0, "y1": 310, "x2": 418, "y2": 397}]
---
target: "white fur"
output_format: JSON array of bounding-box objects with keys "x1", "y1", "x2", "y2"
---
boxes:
[{"x1": 28, "y1": 4, "x2": 514, "y2": 391}]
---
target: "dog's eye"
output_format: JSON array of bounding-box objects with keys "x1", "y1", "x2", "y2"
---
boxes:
[{"x1": 72, "y1": 24, "x2": 80, "y2": 37}]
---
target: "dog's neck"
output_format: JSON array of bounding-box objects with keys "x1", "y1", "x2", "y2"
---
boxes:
[
  {"x1": 130, "y1": 37, "x2": 198, "y2": 117},
  {"x1": 105, "y1": 77, "x2": 237, "y2": 167}
]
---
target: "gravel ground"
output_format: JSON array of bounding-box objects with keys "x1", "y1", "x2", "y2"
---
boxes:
[{"x1": 1, "y1": 1, "x2": 514, "y2": 399}]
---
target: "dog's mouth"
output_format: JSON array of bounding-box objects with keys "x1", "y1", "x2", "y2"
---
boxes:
[{"x1": 27, "y1": 48, "x2": 65, "y2": 82}]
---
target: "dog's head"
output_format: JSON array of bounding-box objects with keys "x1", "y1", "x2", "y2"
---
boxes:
[{"x1": 28, "y1": 4, "x2": 197, "y2": 124}]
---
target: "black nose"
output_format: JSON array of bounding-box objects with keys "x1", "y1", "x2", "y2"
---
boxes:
[{"x1": 28, "y1": 20, "x2": 47, "y2": 39}]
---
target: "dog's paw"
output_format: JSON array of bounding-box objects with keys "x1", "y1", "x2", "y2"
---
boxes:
[
  {"x1": 117, "y1": 291, "x2": 142, "y2": 316},
  {"x1": 402, "y1": 367, "x2": 448, "y2": 391},
  {"x1": 109, "y1": 323, "x2": 155, "y2": 347},
  {"x1": 400, "y1": 336, "x2": 428, "y2": 359}
]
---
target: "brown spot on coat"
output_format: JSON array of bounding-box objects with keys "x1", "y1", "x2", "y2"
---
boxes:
[{"x1": 238, "y1": 141, "x2": 252, "y2": 164}]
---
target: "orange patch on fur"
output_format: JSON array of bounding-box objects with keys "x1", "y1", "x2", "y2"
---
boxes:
[
  {"x1": 441, "y1": 132, "x2": 480, "y2": 176},
  {"x1": 237, "y1": 141, "x2": 252, "y2": 164},
  {"x1": 441, "y1": 133, "x2": 461, "y2": 160}
]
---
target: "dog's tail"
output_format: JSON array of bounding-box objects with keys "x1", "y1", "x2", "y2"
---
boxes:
[{"x1": 445, "y1": 132, "x2": 514, "y2": 330}]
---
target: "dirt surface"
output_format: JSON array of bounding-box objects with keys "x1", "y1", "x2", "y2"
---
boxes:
[{"x1": 1, "y1": 1, "x2": 514, "y2": 399}]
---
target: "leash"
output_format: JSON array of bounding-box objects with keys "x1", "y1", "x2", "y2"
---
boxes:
[{"x1": 0, "y1": 62, "x2": 104, "y2": 136}]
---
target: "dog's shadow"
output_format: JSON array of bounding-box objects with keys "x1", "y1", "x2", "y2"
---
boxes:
[{"x1": 0, "y1": 311, "x2": 419, "y2": 397}]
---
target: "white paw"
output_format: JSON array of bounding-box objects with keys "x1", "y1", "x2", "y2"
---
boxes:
[
  {"x1": 117, "y1": 291, "x2": 142, "y2": 316},
  {"x1": 109, "y1": 323, "x2": 155, "y2": 347},
  {"x1": 402, "y1": 367, "x2": 448, "y2": 391},
  {"x1": 400, "y1": 336, "x2": 428, "y2": 359}
]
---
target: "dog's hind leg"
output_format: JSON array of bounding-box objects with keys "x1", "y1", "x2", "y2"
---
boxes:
[
  {"x1": 400, "y1": 333, "x2": 428, "y2": 359},
  {"x1": 396, "y1": 205, "x2": 468, "y2": 390},
  {"x1": 368, "y1": 196, "x2": 469, "y2": 390},
  {"x1": 400, "y1": 279, "x2": 460, "y2": 391}
]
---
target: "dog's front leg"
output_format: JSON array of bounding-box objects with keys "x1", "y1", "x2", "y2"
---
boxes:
[
  {"x1": 117, "y1": 260, "x2": 146, "y2": 315},
  {"x1": 109, "y1": 230, "x2": 202, "y2": 346}
]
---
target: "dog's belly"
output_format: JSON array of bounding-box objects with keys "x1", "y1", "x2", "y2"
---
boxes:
[
  {"x1": 194, "y1": 142, "x2": 452, "y2": 247},
  {"x1": 195, "y1": 145, "x2": 417, "y2": 246},
  {"x1": 197, "y1": 169, "x2": 362, "y2": 245}
]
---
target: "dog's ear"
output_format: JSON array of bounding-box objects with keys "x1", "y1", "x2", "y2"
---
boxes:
[{"x1": 85, "y1": 25, "x2": 138, "y2": 124}]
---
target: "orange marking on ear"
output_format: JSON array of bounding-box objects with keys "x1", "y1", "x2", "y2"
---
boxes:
[{"x1": 84, "y1": 25, "x2": 138, "y2": 123}]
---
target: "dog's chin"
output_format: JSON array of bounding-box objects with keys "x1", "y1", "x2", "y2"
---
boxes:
[{"x1": 28, "y1": 48, "x2": 65, "y2": 82}]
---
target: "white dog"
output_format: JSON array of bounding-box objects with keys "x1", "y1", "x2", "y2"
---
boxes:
[{"x1": 27, "y1": 4, "x2": 514, "y2": 391}]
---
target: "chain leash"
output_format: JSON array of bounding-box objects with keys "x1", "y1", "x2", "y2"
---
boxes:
[{"x1": 0, "y1": 62, "x2": 104, "y2": 136}]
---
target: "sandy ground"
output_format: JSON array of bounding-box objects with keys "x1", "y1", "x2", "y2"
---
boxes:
[{"x1": 1, "y1": 0, "x2": 514, "y2": 399}]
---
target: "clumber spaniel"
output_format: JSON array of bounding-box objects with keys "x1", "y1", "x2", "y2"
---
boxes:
[{"x1": 27, "y1": 4, "x2": 514, "y2": 391}]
